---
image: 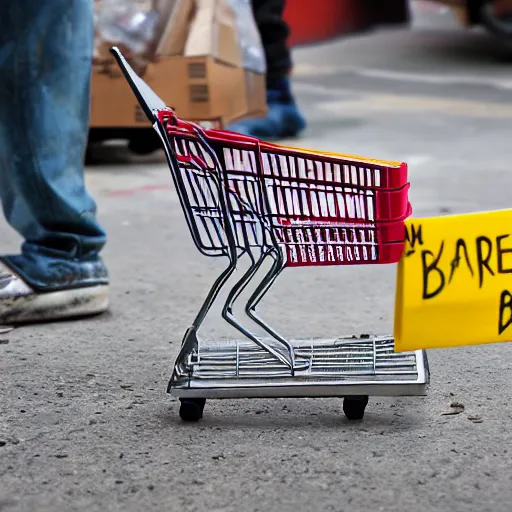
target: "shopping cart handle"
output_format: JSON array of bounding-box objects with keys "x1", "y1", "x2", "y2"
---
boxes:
[{"x1": 110, "y1": 46, "x2": 168, "y2": 122}]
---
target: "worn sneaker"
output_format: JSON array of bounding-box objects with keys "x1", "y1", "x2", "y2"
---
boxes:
[
  {"x1": 226, "y1": 77, "x2": 306, "y2": 140},
  {"x1": 0, "y1": 261, "x2": 109, "y2": 324}
]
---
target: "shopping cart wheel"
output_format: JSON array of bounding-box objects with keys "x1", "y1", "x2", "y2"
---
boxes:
[
  {"x1": 179, "y1": 398, "x2": 206, "y2": 422},
  {"x1": 343, "y1": 396, "x2": 369, "y2": 420}
]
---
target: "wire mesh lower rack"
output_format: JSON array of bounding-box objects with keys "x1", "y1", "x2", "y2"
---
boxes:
[{"x1": 169, "y1": 336, "x2": 429, "y2": 399}]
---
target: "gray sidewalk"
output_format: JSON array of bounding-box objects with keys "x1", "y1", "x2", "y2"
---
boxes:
[{"x1": 2, "y1": 20, "x2": 512, "y2": 512}]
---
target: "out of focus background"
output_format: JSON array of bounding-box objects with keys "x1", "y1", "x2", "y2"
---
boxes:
[
  {"x1": 88, "y1": 0, "x2": 512, "y2": 154},
  {"x1": 3, "y1": 1, "x2": 512, "y2": 511}
]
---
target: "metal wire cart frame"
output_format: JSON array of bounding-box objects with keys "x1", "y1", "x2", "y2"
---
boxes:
[{"x1": 112, "y1": 48, "x2": 429, "y2": 422}]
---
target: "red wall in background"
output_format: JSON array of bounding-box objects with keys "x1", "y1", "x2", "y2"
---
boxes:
[
  {"x1": 283, "y1": 0, "x2": 369, "y2": 47},
  {"x1": 283, "y1": 0, "x2": 410, "y2": 47}
]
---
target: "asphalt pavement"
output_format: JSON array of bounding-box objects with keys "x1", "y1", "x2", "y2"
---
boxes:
[{"x1": 2, "y1": 8, "x2": 512, "y2": 512}]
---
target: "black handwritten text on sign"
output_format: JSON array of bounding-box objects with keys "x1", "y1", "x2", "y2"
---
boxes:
[{"x1": 404, "y1": 222, "x2": 512, "y2": 337}]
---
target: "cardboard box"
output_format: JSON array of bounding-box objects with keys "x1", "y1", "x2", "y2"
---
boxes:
[
  {"x1": 90, "y1": 0, "x2": 266, "y2": 130},
  {"x1": 90, "y1": 56, "x2": 266, "y2": 128}
]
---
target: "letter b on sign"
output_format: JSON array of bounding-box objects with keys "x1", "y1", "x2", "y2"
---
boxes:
[{"x1": 498, "y1": 290, "x2": 512, "y2": 335}]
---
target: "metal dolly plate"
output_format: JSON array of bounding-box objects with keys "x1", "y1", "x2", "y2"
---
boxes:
[{"x1": 169, "y1": 335, "x2": 429, "y2": 399}]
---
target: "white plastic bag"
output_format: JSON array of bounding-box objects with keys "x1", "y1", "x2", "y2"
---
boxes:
[
  {"x1": 94, "y1": 0, "x2": 267, "y2": 75},
  {"x1": 227, "y1": 0, "x2": 266, "y2": 74},
  {"x1": 94, "y1": 0, "x2": 160, "y2": 56}
]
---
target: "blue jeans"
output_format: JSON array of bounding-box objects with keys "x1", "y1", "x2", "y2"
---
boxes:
[{"x1": 0, "y1": 0, "x2": 107, "y2": 292}]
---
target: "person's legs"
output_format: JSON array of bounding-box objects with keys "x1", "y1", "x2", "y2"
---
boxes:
[
  {"x1": 252, "y1": 0, "x2": 292, "y2": 84},
  {"x1": 226, "y1": 0, "x2": 306, "y2": 140},
  {"x1": 0, "y1": 0, "x2": 109, "y2": 323}
]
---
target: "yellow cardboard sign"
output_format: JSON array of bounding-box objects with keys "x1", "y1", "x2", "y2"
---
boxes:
[{"x1": 394, "y1": 210, "x2": 512, "y2": 352}]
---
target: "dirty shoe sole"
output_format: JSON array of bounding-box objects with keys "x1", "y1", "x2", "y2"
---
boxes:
[{"x1": 0, "y1": 285, "x2": 109, "y2": 324}]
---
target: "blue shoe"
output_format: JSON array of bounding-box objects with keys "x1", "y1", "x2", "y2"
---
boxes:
[{"x1": 227, "y1": 77, "x2": 306, "y2": 140}]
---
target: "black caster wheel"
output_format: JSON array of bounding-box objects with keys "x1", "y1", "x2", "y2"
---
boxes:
[
  {"x1": 179, "y1": 398, "x2": 206, "y2": 422},
  {"x1": 343, "y1": 396, "x2": 369, "y2": 420}
]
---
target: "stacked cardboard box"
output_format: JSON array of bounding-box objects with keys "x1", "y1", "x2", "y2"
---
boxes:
[{"x1": 91, "y1": 0, "x2": 267, "y2": 129}]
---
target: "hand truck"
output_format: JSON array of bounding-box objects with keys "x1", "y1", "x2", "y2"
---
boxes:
[{"x1": 111, "y1": 47, "x2": 430, "y2": 422}]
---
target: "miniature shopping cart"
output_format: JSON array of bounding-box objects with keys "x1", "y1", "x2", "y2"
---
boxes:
[{"x1": 111, "y1": 47, "x2": 430, "y2": 422}]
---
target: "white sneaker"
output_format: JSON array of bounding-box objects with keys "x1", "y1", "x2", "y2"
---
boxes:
[{"x1": 0, "y1": 261, "x2": 109, "y2": 324}]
